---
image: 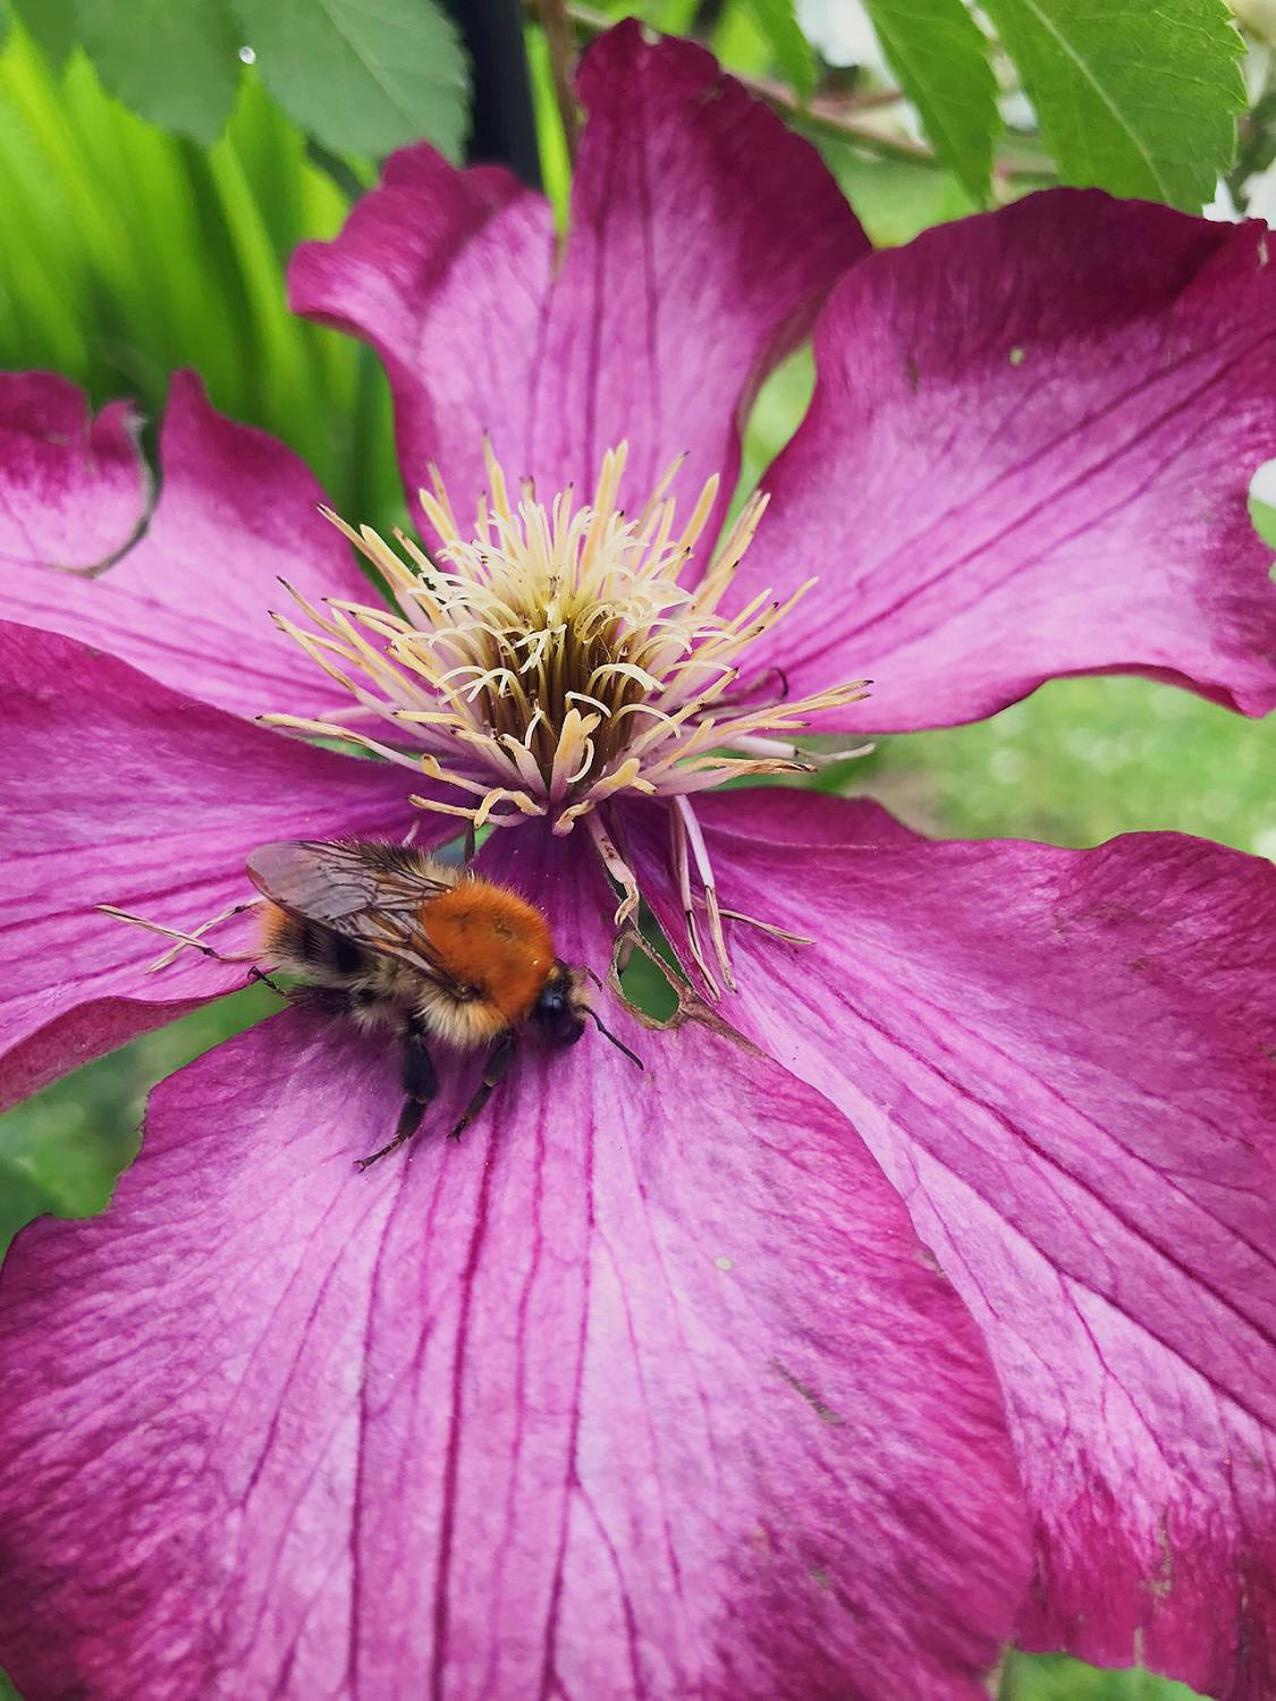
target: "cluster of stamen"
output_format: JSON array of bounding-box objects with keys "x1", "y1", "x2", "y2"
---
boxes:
[{"x1": 266, "y1": 443, "x2": 869, "y2": 990}]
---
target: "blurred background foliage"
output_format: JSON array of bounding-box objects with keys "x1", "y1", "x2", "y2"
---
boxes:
[{"x1": 1, "y1": 0, "x2": 1275, "y2": 1695}]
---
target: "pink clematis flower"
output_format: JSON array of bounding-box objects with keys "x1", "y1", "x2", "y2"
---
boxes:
[{"x1": 2, "y1": 20, "x2": 1276, "y2": 1700}]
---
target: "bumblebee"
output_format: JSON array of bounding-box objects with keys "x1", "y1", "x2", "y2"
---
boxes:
[{"x1": 247, "y1": 839, "x2": 638, "y2": 1170}]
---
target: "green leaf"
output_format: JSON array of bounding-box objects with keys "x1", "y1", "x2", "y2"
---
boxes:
[
  {"x1": 231, "y1": 0, "x2": 470, "y2": 161},
  {"x1": 744, "y1": 0, "x2": 816, "y2": 100},
  {"x1": 74, "y1": 0, "x2": 241, "y2": 144},
  {"x1": 0, "y1": 989, "x2": 275, "y2": 1263},
  {"x1": 10, "y1": 0, "x2": 76, "y2": 67},
  {"x1": 1250, "y1": 494, "x2": 1276, "y2": 551},
  {"x1": 860, "y1": 0, "x2": 998, "y2": 203},
  {"x1": 819, "y1": 146, "x2": 978, "y2": 246},
  {"x1": 980, "y1": 0, "x2": 1246, "y2": 209}
]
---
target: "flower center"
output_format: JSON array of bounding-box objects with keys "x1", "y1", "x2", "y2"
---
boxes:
[{"x1": 267, "y1": 443, "x2": 869, "y2": 990}]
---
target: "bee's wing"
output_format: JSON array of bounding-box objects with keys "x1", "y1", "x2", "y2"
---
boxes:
[{"x1": 247, "y1": 839, "x2": 457, "y2": 978}]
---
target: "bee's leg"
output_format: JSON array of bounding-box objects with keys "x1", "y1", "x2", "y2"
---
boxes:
[
  {"x1": 462, "y1": 821, "x2": 477, "y2": 865},
  {"x1": 356, "y1": 1018, "x2": 437, "y2": 1172},
  {"x1": 449, "y1": 1031, "x2": 516, "y2": 1142}
]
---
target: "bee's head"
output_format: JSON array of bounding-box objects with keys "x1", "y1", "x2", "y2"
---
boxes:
[
  {"x1": 532, "y1": 962, "x2": 587, "y2": 1047},
  {"x1": 532, "y1": 963, "x2": 645, "y2": 1070}
]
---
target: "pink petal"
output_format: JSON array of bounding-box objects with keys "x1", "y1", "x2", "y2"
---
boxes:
[
  {"x1": 0, "y1": 372, "x2": 145, "y2": 570},
  {"x1": 290, "y1": 21, "x2": 866, "y2": 541},
  {"x1": 0, "y1": 945, "x2": 1029, "y2": 1698},
  {"x1": 0, "y1": 372, "x2": 373, "y2": 720},
  {"x1": 692, "y1": 787, "x2": 921, "y2": 849},
  {"x1": 635, "y1": 788, "x2": 1276, "y2": 1698},
  {"x1": 291, "y1": 151, "x2": 548, "y2": 542},
  {"x1": 0, "y1": 621, "x2": 420, "y2": 1110},
  {"x1": 737, "y1": 191, "x2": 1276, "y2": 729},
  {"x1": 1, "y1": 998, "x2": 215, "y2": 1120}
]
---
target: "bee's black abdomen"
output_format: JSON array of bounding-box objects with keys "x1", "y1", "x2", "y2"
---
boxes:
[
  {"x1": 331, "y1": 932, "x2": 363, "y2": 976},
  {"x1": 274, "y1": 910, "x2": 367, "y2": 982}
]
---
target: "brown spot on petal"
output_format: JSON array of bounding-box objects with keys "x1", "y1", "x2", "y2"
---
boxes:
[{"x1": 771, "y1": 1359, "x2": 843, "y2": 1426}]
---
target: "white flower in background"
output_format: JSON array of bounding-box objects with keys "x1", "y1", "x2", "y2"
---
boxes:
[
  {"x1": 1204, "y1": 178, "x2": 1242, "y2": 221},
  {"x1": 1249, "y1": 455, "x2": 1276, "y2": 506},
  {"x1": 1203, "y1": 167, "x2": 1276, "y2": 228},
  {"x1": 795, "y1": 0, "x2": 889, "y2": 71},
  {"x1": 1244, "y1": 156, "x2": 1276, "y2": 224},
  {"x1": 1232, "y1": 0, "x2": 1276, "y2": 46},
  {"x1": 795, "y1": 0, "x2": 1036, "y2": 155},
  {"x1": 794, "y1": 0, "x2": 923, "y2": 140},
  {"x1": 1201, "y1": 27, "x2": 1274, "y2": 223},
  {"x1": 999, "y1": 89, "x2": 1036, "y2": 132}
]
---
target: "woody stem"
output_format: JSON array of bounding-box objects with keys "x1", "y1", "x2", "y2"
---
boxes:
[{"x1": 533, "y1": 0, "x2": 582, "y2": 161}]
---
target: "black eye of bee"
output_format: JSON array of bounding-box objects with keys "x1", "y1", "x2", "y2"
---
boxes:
[{"x1": 533, "y1": 977, "x2": 584, "y2": 1047}]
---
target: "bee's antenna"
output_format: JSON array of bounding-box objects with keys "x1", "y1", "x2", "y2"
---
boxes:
[
  {"x1": 582, "y1": 965, "x2": 604, "y2": 991},
  {"x1": 587, "y1": 1008, "x2": 644, "y2": 1070}
]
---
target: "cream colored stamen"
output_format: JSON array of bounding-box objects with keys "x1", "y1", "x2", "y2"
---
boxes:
[{"x1": 264, "y1": 441, "x2": 870, "y2": 990}]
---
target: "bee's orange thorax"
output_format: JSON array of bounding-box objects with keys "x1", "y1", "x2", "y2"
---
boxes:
[{"x1": 421, "y1": 880, "x2": 555, "y2": 1025}]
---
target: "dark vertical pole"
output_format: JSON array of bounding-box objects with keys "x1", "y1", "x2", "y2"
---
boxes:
[{"x1": 442, "y1": 0, "x2": 543, "y2": 188}]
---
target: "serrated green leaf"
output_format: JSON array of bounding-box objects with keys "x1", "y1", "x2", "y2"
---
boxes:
[
  {"x1": 10, "y1": 0, "x2": 75, "y2": 67},
  {"x1": 981, "y1": 0, "x2": 1245, "y2": 209},
  {"x1": 860, "y1": 0, "x2": 997, "y2": 203},
  {"x1": 745, "y1": 0, "x2": 815, "y2": 100},
  {"x1": 74, "y1": 0, "x2": 241, "y2": 144},
  {"x1": 231, "y1": 0, "x2": 469, "y2": 162}
]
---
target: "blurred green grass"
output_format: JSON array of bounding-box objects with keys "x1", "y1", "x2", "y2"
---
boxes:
[
  {"x1": 0, "y1": 11, "x2": 1264, "y2": 1699},
  {"x1": 0, "y1": 21, "x2": 399, "y2": 529}
]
